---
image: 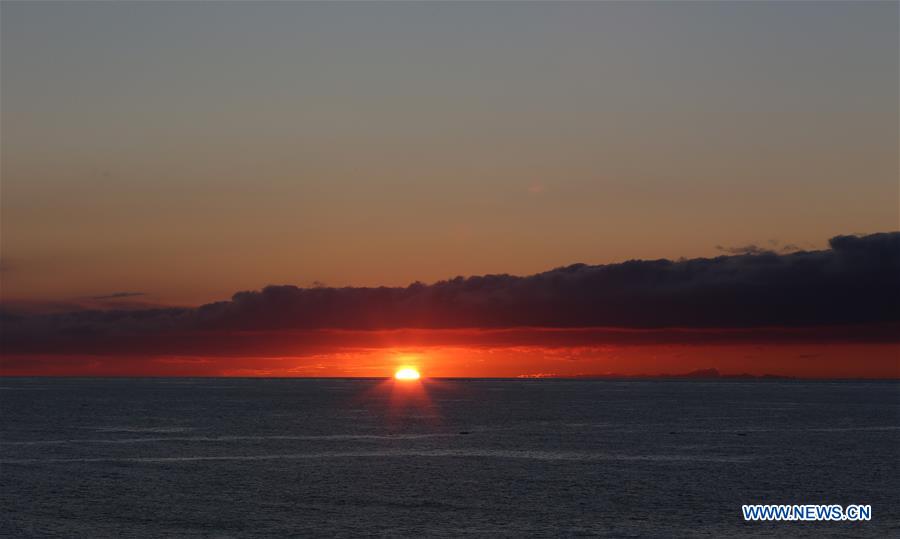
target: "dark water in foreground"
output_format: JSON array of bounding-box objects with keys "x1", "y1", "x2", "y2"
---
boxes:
[{"x1": 1, "y1": 378, "x2": 898, "y2": 537}]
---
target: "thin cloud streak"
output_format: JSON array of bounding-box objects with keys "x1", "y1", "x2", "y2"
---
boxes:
[{"x1": 89, "y1": 292, "x2": 147, "y2": 300}]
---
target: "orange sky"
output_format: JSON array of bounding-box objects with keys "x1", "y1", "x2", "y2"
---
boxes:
[
  {"x1": 2, "y1": 2, "x2": 897, "y2": 307},
  {"x1": 2, "y1": 328, "x2": 897, "y2": 379},
  {"x1": 1, "y1": 3, "x2": 897, "y2": 379},
  {"x1": 3, "y1": 345, "x2": 897, "y2": 379}
]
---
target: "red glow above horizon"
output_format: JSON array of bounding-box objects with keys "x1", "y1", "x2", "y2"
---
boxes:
[
  {"x1": 2, "y1": 325, "x2": 898, "y2": 378},
  {"x1": 1, "y1": 330, "x2": 897, "y2": 379}
]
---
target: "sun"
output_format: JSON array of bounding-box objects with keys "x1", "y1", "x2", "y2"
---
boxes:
[{"x1": 394, "y1": 367, "x2": 421, "y2": 381}]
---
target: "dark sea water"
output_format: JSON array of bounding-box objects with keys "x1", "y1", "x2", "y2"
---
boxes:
[{"x1": 1, "y1": 378, "x2": 898, "y2": 537}]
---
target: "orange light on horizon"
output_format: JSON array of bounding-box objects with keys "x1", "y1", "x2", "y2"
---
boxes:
[{"x1": 394, "y1": 367, "x2": 421, "y2": 380}]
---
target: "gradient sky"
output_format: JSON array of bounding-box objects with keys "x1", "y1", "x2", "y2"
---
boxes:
[
  {"x1": 2, "y1": 1, "x2": 897, "y2": 307},
  {"x1": 1, "y1": 2, "x2": 898, "y2": 378}
]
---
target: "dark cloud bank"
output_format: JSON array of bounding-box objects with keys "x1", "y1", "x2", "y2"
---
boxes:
[{"x1": 2, "y1": 232, "x2": 898, "y2": 355}]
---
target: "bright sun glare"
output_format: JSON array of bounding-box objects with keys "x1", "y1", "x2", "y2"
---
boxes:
[{"x1": 394, "y1": 368, "x2": 421, "y2": 381}]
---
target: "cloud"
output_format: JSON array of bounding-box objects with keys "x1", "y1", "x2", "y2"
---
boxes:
[
  {"x1": 2, "y1": 326, "x2": 897, "y2": 360},
  {"x1": 715, "y1": 243, "x2": 772, "y2": 255},
  {"x1": 1, "y1": 232, "x2": 898, "y2": 357},
  {"x1": 89, "y1": 292, "x2": 147, "y2": 300},
  {"x1": 1, "y1": 296, "x2": 162, "y2": 315},
  {"x1": 717, "y1": 240, "x2": 803, "y2": 255}
]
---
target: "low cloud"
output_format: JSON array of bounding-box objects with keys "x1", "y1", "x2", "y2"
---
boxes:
[
  {"x1": 90, "y1": 292, "x2": 147, "y2": 300},
  {"x1": 1, "y1": 232, "x2": 898, "y2": 357},
  {"x1": 717, "y1": 240, "x2": 803, "y2": 255},
  {"x1": 714, "y1": 243, "x2": 772, "y2": 256}
]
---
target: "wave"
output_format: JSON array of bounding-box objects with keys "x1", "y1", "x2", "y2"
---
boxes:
[
  {"x1": 0, "y1": 449, "x2": 757, "y2": 464},
  {"x1": 0, "y1": 433, "x2": 460, "y2": 446}
]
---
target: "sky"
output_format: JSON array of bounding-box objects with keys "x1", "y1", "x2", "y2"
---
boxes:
[{"x1": 1, "y1": 1, "x2": 898, "y2": 378}]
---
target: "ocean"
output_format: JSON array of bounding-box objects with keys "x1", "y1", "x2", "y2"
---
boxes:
[{"x1": 1, "y1": 378, "x2": 898, "y2": 537}]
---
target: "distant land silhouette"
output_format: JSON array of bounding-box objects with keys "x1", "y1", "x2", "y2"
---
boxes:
[{"x1": 518, "y1": 369, "x2": 796, "y2": 380}]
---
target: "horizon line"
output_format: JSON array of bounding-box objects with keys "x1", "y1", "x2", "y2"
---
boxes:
[{"x1": 3, "y1": 375, "x2": 899, "y2": 382}]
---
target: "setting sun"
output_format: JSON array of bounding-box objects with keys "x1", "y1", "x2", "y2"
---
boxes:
[{"x1": 394, "y1": 368, "x2": 421, "y2": 381}]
